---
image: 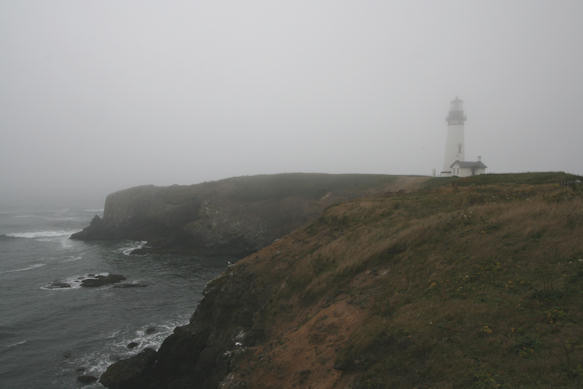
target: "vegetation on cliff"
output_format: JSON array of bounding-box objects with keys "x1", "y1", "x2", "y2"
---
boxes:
[{"x1": 102, "y1": 172, "x2": 583, "y2": 388}]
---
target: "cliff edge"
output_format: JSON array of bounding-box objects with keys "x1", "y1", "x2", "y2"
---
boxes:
[
  {"x1": 101, "y1": 172, "x2": 583, "y2": 388},
  {"x1": 71, "y1": 173, "x2": 424, "y2": 257}
]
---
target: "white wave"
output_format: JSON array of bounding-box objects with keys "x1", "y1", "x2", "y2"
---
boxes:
[
  {"x1": 74, "y1": 318, "x2": 187, "y2": 378},
  {"x1": 0, "y1": 263, "x2": 46, "y2": 275},
  {"x1": 4, "y1": 340, "x2": 27, "y2": 349},
  {"x1": 107, "y1": 329, "x2": 122, "y2": 339},
  {"x1": 5, "y1": 230, "x2": 79, "y2": 239},
  {"x1": 62, "y1": 255, "x2": 84, "y2": 263},
  {"x1": 45, "y1": 216, "x2": 79, "y2": 222},
  {"x1": 119, "y1": 241, "x2": 147, "y2": 256},
  {"x1": 60, "y1": 237, "x2": 74, "y2": 249},
  {"x1": 130, "y1": 321, "x2": 182, "y2": 351}
]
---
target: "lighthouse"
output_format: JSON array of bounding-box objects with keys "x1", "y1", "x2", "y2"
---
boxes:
[
  {"x1": 442, "y1": 97, "x2": 466, "y2": 174},
  {"x1": 440, "y1": 97, "x2": 487, "y2": 177}
]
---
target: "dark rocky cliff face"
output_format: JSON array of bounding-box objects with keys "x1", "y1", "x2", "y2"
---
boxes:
[
  {"x1": 71, "y1": 173, "x2": 423, "y2": 257},
  {"x1": 100, "y1": 263, "x2": 268, "y2": 389}
]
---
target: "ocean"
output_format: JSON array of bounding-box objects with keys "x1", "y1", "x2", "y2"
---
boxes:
[{"x1": 0, "y1": 208, "x2": 226, "y2": 388}]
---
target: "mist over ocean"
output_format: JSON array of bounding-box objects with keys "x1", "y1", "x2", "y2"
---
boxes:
[{"x1": 0, "y1": 208, "x2": 226, "y2": 388}]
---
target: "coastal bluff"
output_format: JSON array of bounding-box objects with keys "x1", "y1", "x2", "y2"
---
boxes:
[
  {"x1": 71, "y1": 173, "x2": 425, "y2": 257},
  {"x1": 100, "y1": 173, "x2": 583, "y2": 389},
  {"x1": 99, "y1": 172, "x2": 583, "y2": 388}
]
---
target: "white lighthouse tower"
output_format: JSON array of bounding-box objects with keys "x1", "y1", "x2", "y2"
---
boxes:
[
  {"x1": 442, "y1": 97, "x2": 466, "y2": 175},
  {"x1": 440, "y1": 97, "x2": 487, "y2": 177}
]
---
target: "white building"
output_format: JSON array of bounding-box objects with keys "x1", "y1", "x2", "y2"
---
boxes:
[
  {"x1": 450, "y1": 159, "x2": 487, "y2": 177},
  {"x1": 440, "y1": 97, "x2": 487, "y2": 177}
]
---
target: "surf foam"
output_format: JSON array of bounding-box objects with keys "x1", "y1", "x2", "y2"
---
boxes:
[
  {"x1": 4, "y1": 340, "x2": 28, "y2": 349},
  {"x1": 72, "y1": 318, "x2": 187, "y2": 379},
  {"x1": 119, "y1": 241, "x2": 147, "y2": 256},
  {"x1": 0, "y1": 263, "x2": 46, "y2": 275},
  {"x1": 62, "y1": 255, "x2": 84, "y2": 263},
  {"x1": 5, "y1": 230, "x2": 79, "y2": 239}
]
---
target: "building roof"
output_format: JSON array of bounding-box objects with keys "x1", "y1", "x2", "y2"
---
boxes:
[{"x1": 450, "y1": 160, "x2": 488, "y2": 169}]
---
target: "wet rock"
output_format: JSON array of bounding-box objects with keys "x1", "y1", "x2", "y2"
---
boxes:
[
  {"x1": 77, "y1": 375, "x2": 97, "y2": 385},
  {"x1": 127, "y1": 342, "x2": 139, "y2": 350},
  {"x1": 100, "y1": 348, "x2": 157, "y2": 389},
  {"x1": 145, "y1": 327, "x2": 157, "y2": 335},
  {"x1": 71, "y1": 215, "x2": 113, "y2": 240},
  {"x1": 48, "y1": 281, "x2": 71, "y2": 289},
  {"x1": 81, "y1": 274, "x2": 126, "y2": 288},
  {"x1": 101, "y1": 267, "x2": 266, "y2": 389}
]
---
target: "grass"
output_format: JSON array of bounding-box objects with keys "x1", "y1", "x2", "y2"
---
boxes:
[
  {"x1": 423, "y1": 171, "x2": 582, "y2": 190},
  {"x1": 228, "y1": 172, "x2": 583, "y2": 389},
  {"x1": 200, "y1": 173, "x2": 407, "y2": 202}
]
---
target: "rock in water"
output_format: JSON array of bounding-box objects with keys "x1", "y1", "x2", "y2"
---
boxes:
[
  {"x1": 127, "y1": 342, "x2": 139, "y2": 350},
  {"x1": 81, "y1": 274, "x2": 126, "y2": 287},
  {"x1": 100, "y1": 348, "x2": 157, "y2": 389},
  {"x1": 47, "y1": 281, "x2": 71, "y2": 289}
]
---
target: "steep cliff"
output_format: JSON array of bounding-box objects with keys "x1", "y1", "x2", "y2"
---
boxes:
[
  {"x1": 71, "y1": 173, "x2": 424, "y2": 257},
  {"x1": 101, "y1": 172, "x2": 583, "y2": 388}
]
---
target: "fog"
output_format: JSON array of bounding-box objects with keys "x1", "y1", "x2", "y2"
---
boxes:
[{"x1": 1, "y1": 0, "x2": 582, "y2": 208}]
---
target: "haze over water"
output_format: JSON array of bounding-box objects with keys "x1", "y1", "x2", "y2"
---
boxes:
[{"x1": 1, "y1": 1, "x2": 583, "y2": 209}]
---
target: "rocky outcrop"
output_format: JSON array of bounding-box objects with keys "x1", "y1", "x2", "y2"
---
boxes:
[
  {"x1": 44, "y1": 273, "x2": 128, "y2": 289},
  {"x1": 80, "y1": 274, "x2": 126, "y2": 287},
  {"x1": 100, "y1": 263, "x2": 269, "y2": 389},
  {"x1": 72, "y1": 173, "x2": 424, "y2": 257},
  {"x1": 99, "y1": 348, "x2": 157, "y2": 389}
]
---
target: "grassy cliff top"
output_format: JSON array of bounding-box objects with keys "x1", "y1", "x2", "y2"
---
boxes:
[
  {"x1": 218, "y1": 172, "x2": 583, "y2": 388},
  {"x1": 106, "y1": 173, "x2": 424, "y2": 203}
]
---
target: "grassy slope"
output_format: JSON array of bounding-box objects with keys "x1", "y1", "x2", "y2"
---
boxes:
[{"x1": 226, "y1": 173, "x2": 583, "y2": 388}]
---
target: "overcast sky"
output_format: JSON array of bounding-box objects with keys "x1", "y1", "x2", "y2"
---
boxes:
[{"x1": 1, "y1": 0, "x2": 582, "y2": 207}]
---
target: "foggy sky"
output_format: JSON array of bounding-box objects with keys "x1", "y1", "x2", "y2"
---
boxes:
[{"x1": 1, "y1": 0, "x2": 582, "y2": 208}]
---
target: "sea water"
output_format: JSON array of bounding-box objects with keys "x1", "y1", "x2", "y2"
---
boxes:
[{"x1": 0, "y1": 208, "x2": 226, "y2": 388}]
